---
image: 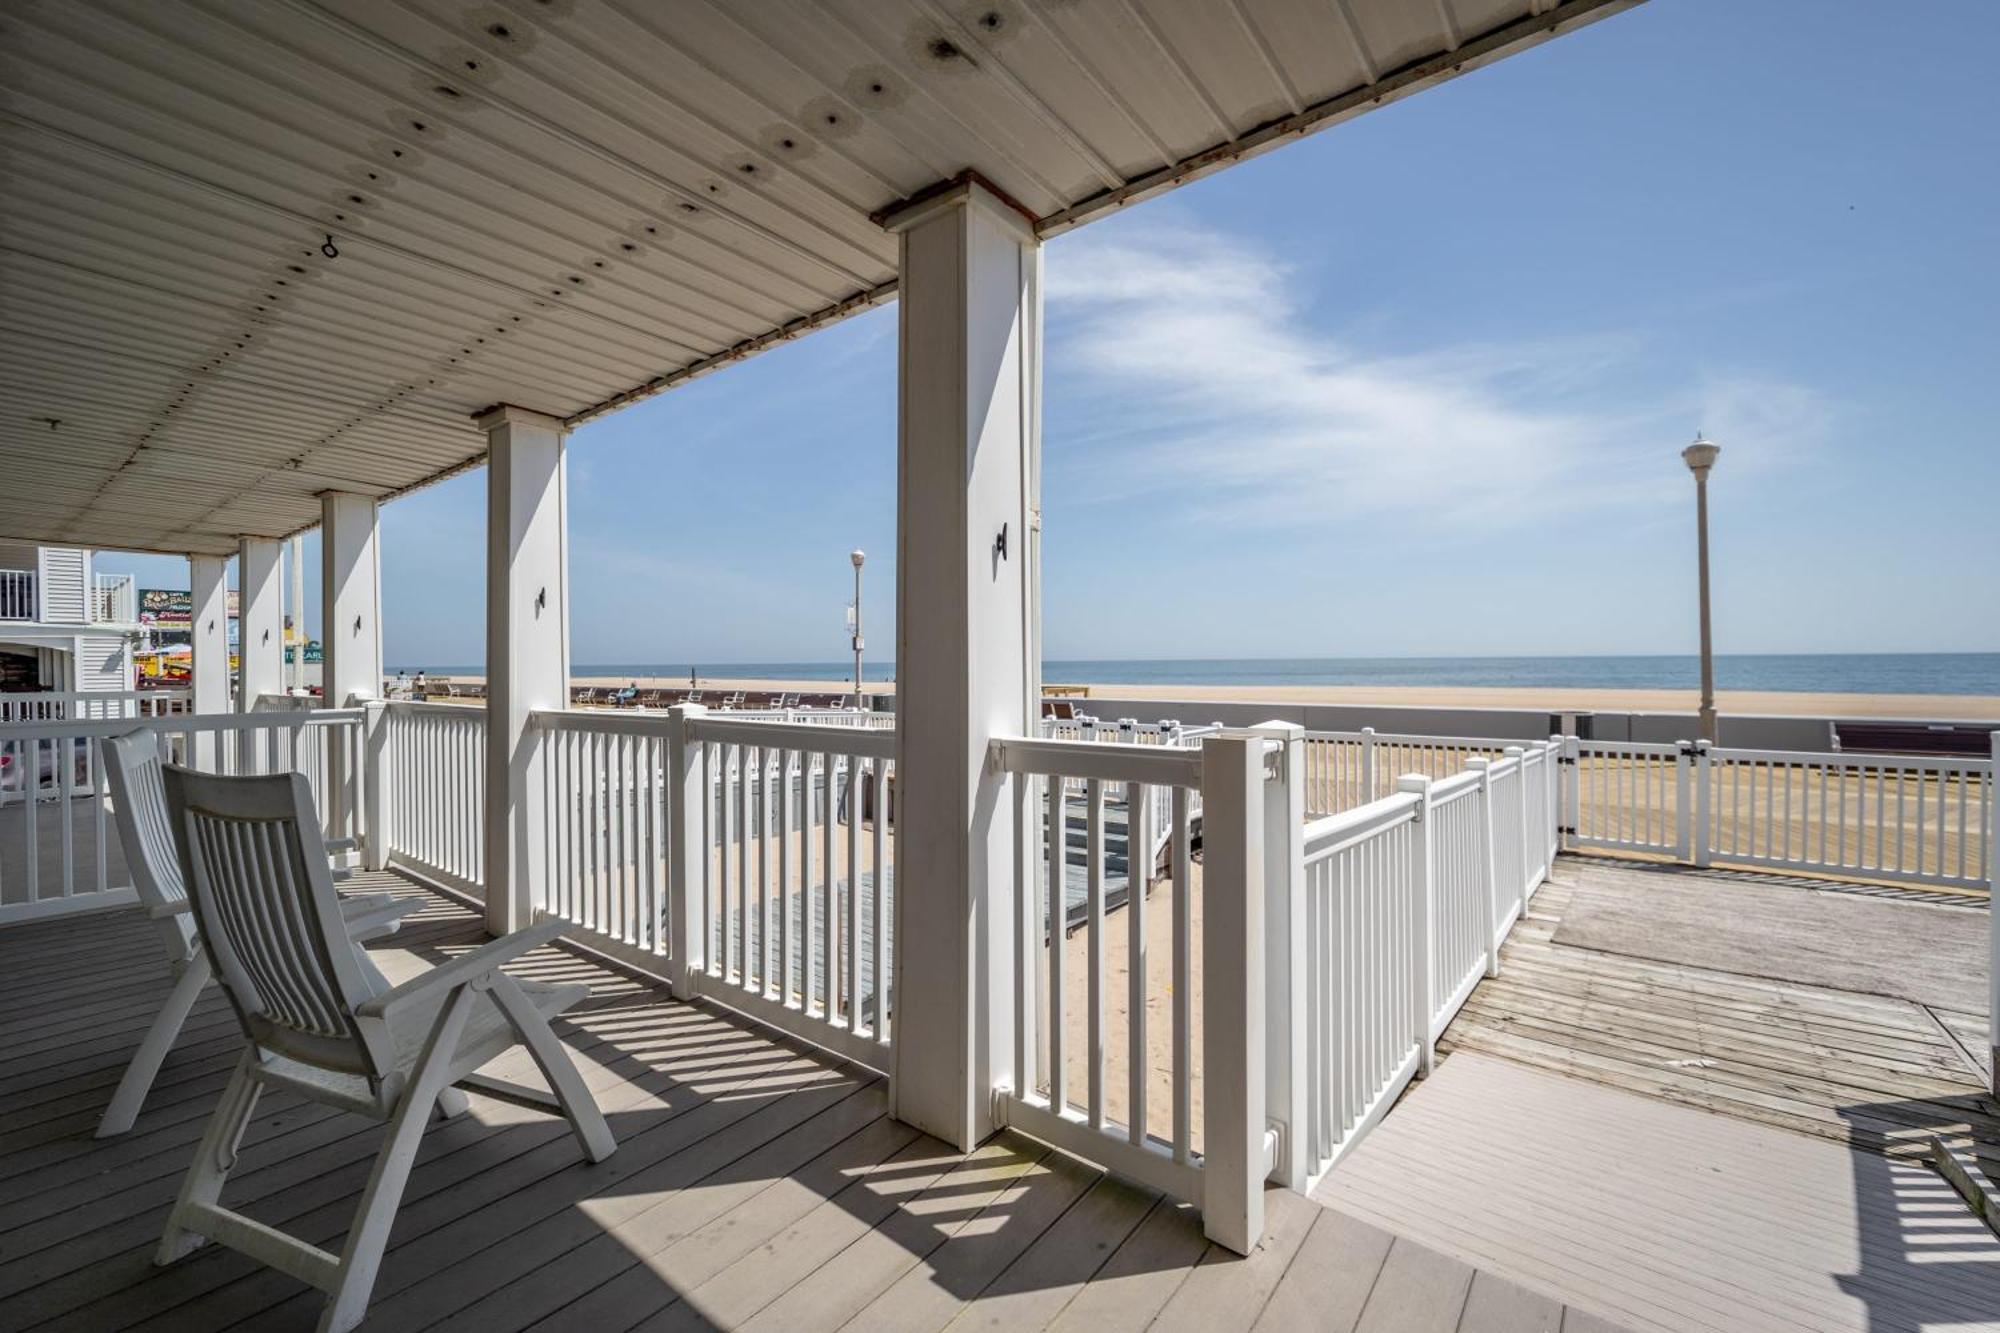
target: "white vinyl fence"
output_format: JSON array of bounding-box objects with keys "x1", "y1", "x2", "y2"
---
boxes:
[
  {"x1": 1277, "y1": 736, "x2": 1561, "y2": 1188},
  {"x1": 0, "y1": 708, "x2": 363, "y2": 923},
  {"x1": 991, "y1": 733, "x2": 1235, "y2": 1243},
  {"x1": 1563, "y1": 736, "x2": 1994, "y2": 891},
  {"x1": 379, "y1": 701, "x2": 486, "y2": 898},
  {"x1": 528, "y1": 706, "x2": 898, "y2": 1070},
  {"x1": 1299, "y1": 728, "x2": 1509, "y2": 817}
]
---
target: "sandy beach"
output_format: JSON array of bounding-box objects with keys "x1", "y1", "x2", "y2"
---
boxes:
[{"x1": 541, "y1": 674, "x2": 2000, "y2": 721}]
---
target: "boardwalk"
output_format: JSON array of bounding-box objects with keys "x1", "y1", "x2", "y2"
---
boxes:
[
  {"x1": 0, "y1": 870, "x2": 1599, "y2": 1332},
  {"x1": 1315, "y1": 854, "x2": 2000, "y2": 1333}
]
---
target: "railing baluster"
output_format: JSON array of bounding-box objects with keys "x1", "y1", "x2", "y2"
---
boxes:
[
  {"x1": 1085, "y1": 777, "x2": 1106, "y2": 1131},
  {"x1": 1127, "y1": 778, "x2": 1148, "y2": 1147}
]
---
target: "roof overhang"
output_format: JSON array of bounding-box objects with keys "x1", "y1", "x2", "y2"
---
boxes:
[{"x1": 0, "y1": 0, "x2": 1640, "y2": 556}]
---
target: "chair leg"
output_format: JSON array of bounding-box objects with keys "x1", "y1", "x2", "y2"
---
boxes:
[
  {"x1": 316, "y1": 985, "x2": 474, "y2": 1333},
  {"x1": 434, "y1": 1085, "x2": 470, "y2": 1119},
  {"x1": 488, "y1": 972, "x2": 615, "y2": 1163},
  {"x1": 156, "y1": 1047, "x2": 261, "y2": 1265},
  {"x1": 98, "y1": 953, "x2": 211, "y2": 1137}
]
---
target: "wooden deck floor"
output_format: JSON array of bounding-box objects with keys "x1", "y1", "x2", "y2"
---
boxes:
[
  {"x1": 1310, "y1": 853, "x2": 2000, "y2": 1333},
  {"x1": 1443, "y1": 855, "x2": 2000, "y2": 1175},
  {"x1": 0, "y1": 871, "x2": 1602, "y2": 1332}
]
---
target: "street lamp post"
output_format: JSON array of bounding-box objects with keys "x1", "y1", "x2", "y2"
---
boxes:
[
  {"x1": 1682, "y1": 434, "x2": 1721, "y2": 744},
  {"x1": 849, "y1": 549, "x2": 866, "y2": 711}
]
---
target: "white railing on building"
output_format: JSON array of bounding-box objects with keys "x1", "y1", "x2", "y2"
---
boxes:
[
  {"x1": 91, "y1": 572, "x2": 136, "y2": 624},
  {"x1": 377, "y1": 701, "x2": 486, "y2": 900},
  {"x1": 0, "y1": 570, "x2": 36, "y2": 621},
  {"x1": 0, "y1": 690, "x2": 192, "y2": 725},
  {"x1": 0, "y1": 708, "x2": 363, "y2": 923}
]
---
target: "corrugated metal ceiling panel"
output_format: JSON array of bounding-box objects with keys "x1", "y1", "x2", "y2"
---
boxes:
[{"x1": 0, "y1": 0, "x2": 1638, "y2": 554}]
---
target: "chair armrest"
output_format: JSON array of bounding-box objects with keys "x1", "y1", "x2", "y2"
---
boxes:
[
  {"x1": 355, "y1": 918, "x2": 571, "y2": 1019},
  {"x1": 147, "y1": 899, "x2": 194, "y2": 921},
  {"x1": 341, "y1": 893, "x2": 424, "y2": 942}
]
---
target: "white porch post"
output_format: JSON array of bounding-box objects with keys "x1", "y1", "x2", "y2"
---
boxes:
[
  {"x1": 319, "y1": 493, "x2": 382, "y2": 706},
  {"x1": 479, "y1": 405, "x2": 570, "y2": 937},
  {"x1": 236, "y1": 538, "x2": 284, "y2": 710},
  {"x1": 288, "y1": 533, "x2": 306, "y2": 692},
  {"x1": 188, "y1": 555, "x2": 230, "y2": 765},
  {"x1": 884, "y1": 177, "x2": 1041, "y2": 1151}
]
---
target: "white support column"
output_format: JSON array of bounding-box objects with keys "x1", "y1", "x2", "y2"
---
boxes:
[
  {"x1": 320, "y1": 493, "x2": 382, "y2": 707},
  {"x1": 479, "y1": 405, "x2": 570, "y2": 937},
  {"x1": 884, "y1": 177, "x2": 1041, "y2": 1151},
  {"x1": 236, "y1": 537, "x2": 284, "y2": 710},
  {"x1": 288, "y1": 533, "x2": 306, "y2": 693},
  {"x1": 188, "y1": 554, "x2": 230, "y2": 768}
]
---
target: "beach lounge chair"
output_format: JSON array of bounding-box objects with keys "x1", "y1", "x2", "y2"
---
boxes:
[
  {"x1": 153, "y1": 764, "x2": 615, "y2": 1333},
  {"x1": 93, "y1": 729, "x2": 423, "y2": 1137}
]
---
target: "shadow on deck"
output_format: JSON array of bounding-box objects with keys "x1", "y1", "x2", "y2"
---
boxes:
[{"x1": 0, "y1": 870, "x2": 1585, "y2": 1332}]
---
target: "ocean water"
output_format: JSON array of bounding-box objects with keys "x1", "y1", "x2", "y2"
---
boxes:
[{"x1": 394, "y1": 655, "x2": 2000, "y2": 697}]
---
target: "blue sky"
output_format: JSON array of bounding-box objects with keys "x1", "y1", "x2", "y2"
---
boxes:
[{"x1": 101, "y1": 0, "x2": 2000, "y2": 667}]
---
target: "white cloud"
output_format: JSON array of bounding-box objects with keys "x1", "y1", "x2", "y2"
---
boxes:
[{"x1": 1044, "y1": 222, "x2": 1821, "y2": 530}]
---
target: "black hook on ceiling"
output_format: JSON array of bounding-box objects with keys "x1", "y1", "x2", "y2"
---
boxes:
[{"x1": 321, "y1": 235, "x2": 340, "y2": 260}]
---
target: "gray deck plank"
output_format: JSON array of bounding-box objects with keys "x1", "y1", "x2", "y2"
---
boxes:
[
  {"x1": 1251, "y1": 1206, "x2": 1393, "y2": 1333},
  {"x1": 1353, "y1": 1238, "x2": 1476, "y2": 1332}
]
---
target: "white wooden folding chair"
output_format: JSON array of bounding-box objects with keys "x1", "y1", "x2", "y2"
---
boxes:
[
  {"x1": 95, "y1": 728, "x2": 422, "y2": 1137},
  {"x1": 155, "y1": 764, "x2": 614, "y2": 1333}
]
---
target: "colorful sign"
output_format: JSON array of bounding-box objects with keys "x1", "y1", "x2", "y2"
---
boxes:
[{"x1": 139, "y1": 588, "x2": 238, "y2": 647}]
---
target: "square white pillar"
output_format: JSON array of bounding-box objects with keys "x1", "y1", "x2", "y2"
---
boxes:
[
  {"x1": 237, "y1": 537, "x2": 285, "y2": 710},
  {"x1": 885, "y1": 177, "x2": 1042, "y2": 1151},
  {"x1": 189, "y1": 554, "x2": 230, "y2": 717},
  {"x1": 479, "y1": 405, "x2": 571, "y2": 936},
  {"x1": 320, "y1": 493, "x2": 382, "y2": 706}
]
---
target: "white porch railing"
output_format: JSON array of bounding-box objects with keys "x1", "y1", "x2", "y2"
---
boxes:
[
  {"x1": 527, "y1": 706, "x2": 899, "y2": 1071},
  {"x1": 378, "y1": 701, "x2": 486, "y2": 899},
  {"x1": 0, "y1": 708, "x2": 364, "y2": 923},
  {"x1": 0, "y1": 690, "x2": 192, "y2": 724},
  {"x1": 1280, "y1": 737, "x2": 1562, "y2": 1189},
  {"x1": 991, "y1": 734, "x2": 1221, "y2": 1236}
]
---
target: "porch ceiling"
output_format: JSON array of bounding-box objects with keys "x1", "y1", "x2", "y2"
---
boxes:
[{"x1": 0, "y1": 0, "x2": 1637, "y2": 557}]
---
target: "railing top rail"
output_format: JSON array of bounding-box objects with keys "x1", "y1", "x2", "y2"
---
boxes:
[
  {"x1": 1708, "y1": 744, "x2": 1993, "y2": 774},
  {"x1": 533, "y1": 707, "x2": 677, "y2": 738},
  {"x1": 383, "y1": 699, "x2": 489, "y2": 719},
  {"x1": 691, "y1": 713, "x2": 898, "y2": 757},
  {"x1": 1573, "y1": 738, "x2": 1686, "y2": 757},
  {"x1": 1304, "y1": 728, "x2": 1517, "y2": 749},
  {"x1": 0, "y1": 707, "x2": 364, "y2": 743},
  {"x1": 1303, "y1": 790, "x2": 1420, "y2": 860},
  {"x1": 991, "y1": 735, "x2": 1205, "y2": 788},
  {"x1": 0, "y1": 688, "x2": 191, "y2": 702},
  {"x1": 1429, "y1": 769, "x2": 1482, "y2": 803}
]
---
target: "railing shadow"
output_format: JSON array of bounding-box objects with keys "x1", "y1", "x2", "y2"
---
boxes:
[
  {"x1": 1834, "y1": 1098, "x2": 2000, "y2": 1333},
  {"x1": 0, "y1": 877, "x2": 1218, "y2": 1329}
]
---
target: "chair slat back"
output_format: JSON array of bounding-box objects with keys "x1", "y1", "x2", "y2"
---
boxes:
[
  {"x1": 162, "y1": 765, "x2": 383, "y2": 1077},
  {"x1": 102, "y1": 728, "x2": 197, "y2": 960}
]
